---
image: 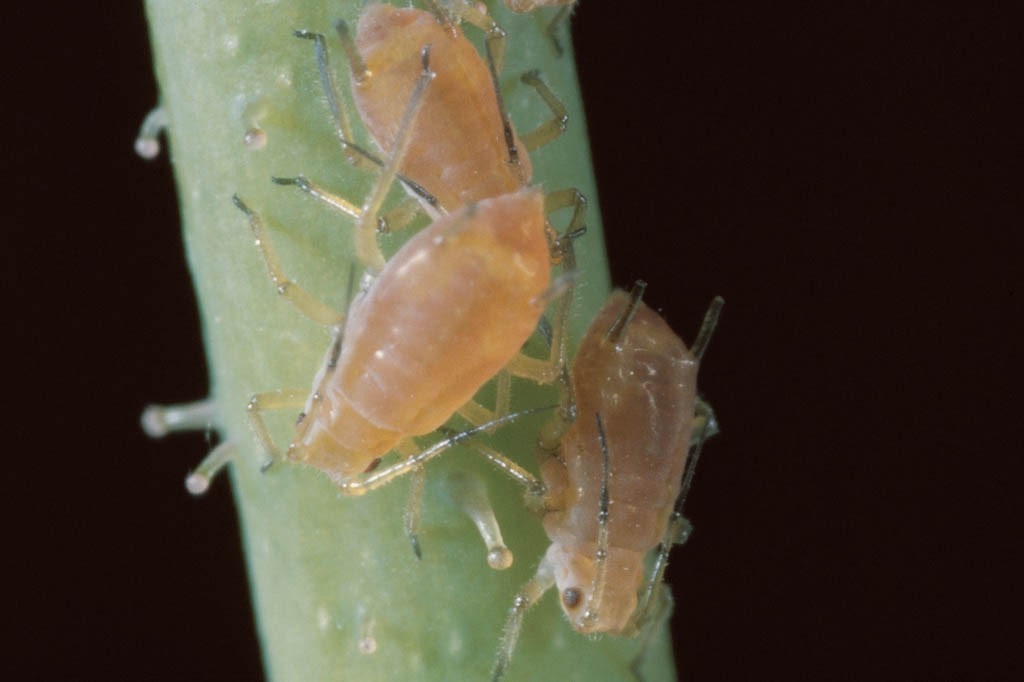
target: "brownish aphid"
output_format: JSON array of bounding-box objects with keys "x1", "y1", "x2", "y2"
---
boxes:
[{"x1": 489, "y1": 284, "x2": 724, "y2": 680}]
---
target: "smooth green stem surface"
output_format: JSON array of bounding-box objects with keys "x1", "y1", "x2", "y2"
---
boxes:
[{"x1": 144, "y1": 1, "x2": 675, "y2": 680}]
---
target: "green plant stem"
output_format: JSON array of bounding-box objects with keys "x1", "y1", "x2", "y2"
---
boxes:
[{"x1": 144, "y1": 1, "x2": 676, "y2": 679}]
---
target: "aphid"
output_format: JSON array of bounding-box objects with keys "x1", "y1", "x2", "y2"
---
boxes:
[
  {"x1": 238, "y1": 187, "x2": 552, "y2": 482},
  {"x1": 282, "y1": 4, "x2": 581, "y2": 268},
  {"x1": 235, "y1": 101, "x2": 571, "y2": 559},
  {"x1": 484, "y1": 283, "x2": 724, "y2": 680}
]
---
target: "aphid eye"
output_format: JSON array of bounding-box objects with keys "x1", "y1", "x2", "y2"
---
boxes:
[{"x1": 561, "y1": 587, "x2": 582, "y2": 609}]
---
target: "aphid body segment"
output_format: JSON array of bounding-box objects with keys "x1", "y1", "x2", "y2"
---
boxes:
[
  {"x1": 491, "y1": 286, "x2": 722, "y2": 679},
  {"x1": 291, "y1": 189, "x2": 549, "y2": 482}
]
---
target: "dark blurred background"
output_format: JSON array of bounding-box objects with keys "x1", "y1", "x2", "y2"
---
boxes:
[{"x1": 5, "y1": 3, "x2": 1018, "y2": 680}]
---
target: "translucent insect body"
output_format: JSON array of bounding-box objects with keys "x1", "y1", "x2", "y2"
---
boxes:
[{"x1": 490, "y1": 284, "x2": 724, "y2": 680}]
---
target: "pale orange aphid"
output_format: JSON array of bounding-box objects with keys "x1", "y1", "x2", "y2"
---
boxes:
[
  {"x1": 486, "y1": 283, "x2": 724, "y2": 680},
  {"x1": 231, "y1": 9, "x2": 579, "y2": 560},
  {"x1": 261, "y1": 189, "x2": 549, "y2": 482}
]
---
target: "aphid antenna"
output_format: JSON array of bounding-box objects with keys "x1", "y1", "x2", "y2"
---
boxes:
[
  {"x1": 581, "y1": 411, "x2": 613, "y2": 629},
  {"x1": 605, "y1": 279, "x2": 648, "y2": 345}
]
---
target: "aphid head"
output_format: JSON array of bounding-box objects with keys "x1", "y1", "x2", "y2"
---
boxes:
[{"x1": 545, "y1": 544, "x2": 638, "y2": 634}]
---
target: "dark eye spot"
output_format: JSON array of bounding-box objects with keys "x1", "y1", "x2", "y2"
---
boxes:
[{"x1": 562, "y1": 587, "x2": 582, "y2": 609}]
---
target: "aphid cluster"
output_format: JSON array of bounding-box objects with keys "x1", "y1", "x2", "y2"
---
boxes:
[{"x1": 142, "y1": 2, "x2": 722, "y2": 678}]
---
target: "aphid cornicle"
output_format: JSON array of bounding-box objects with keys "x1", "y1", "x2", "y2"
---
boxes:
[{"x1": 487, "y1": 284, "x2": 724, "y2": 680}]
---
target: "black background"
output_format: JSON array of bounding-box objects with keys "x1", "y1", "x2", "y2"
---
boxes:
[{"x1": 6, "y1": 3, "x2": 1018, "y2": 680}]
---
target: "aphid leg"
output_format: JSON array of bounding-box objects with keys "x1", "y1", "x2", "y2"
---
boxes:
[
  {"x1": 134, "y1": 106, "x2": 167, "y2": 160},
  {"x1": 631, "y1": 402, "x2": 715, "y2": 632},
  {"x1": 292, "y1": 29, "x2": 371, "y2": 172},
  {"x1": 518, "y1": 71, "x2": 569, "y2": 152},
  {"x1": 232, "y1": 195, "x2": 346, "y2": 326},
  {"x1": 578, "y1": 412, "x2": 613, "y2": 630},
  {"x1": 494, "y1": 369, "x2": 512, "y2": 420},
  {"x1": 376, "y1": 195, "x2": 426, "y2": 235},
  {"x1": 544, "y1": 187, "x2": 587, "y2": 264},
  {"x1": 352, "y1": 46, "x2": 436, "y2": 273},
  {"x1": 270, "y1": 175, "x2": 362, "y2": 219},
  {"x1": 246, "y1": 388, "x2": 308, "y2": 471},
  {"x1": 428, "y1": 0, "x2": 520, "y2": 179},
  {"x1": 405, "y1": 467, "x2": 427, "y2": 560},
  {"x1": 271, "y1": 175, "x2": 436, "y2": 239},
  {"x1": 453, "y1": 369, "x2": 512, "y2": 433},
  {"x1": 505, "y1": 189, "x2": 584, "y2": 385},
  {"x1": 331, "y1": 406, "x2": 555, "y2": 496},
  {"x1": 545, "y1": 5, "x2": 574, "y2": 58},
  {"x1": 491, "y1": 557, "x2": 556, "y2": 682},
  {"x1": 463, "y1": 439, "x2": 547, "y2": 510},
  {"x1": 141, "y1": 398, "x2": 218, "y2": 439},
  {"x1": 445, "y1": 470, "x2": 515, "y2": 570},
  {"x1": 296, "y1": 26, "x2": 443, "y2": 216},
  {"x1": 185, "y1": 440, "x2": 238, "y2": 495}
]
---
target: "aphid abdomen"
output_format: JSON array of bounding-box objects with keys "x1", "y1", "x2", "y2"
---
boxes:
[
  {"x1": 292, "y1": 387, "x2": 402, "y2": 477},
  {"x1": 335, "y1": 189, "x2": 549, "y2": 439},
  {"x1": 354, "y1": 4, "x2": 529, "y2": 209}
]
